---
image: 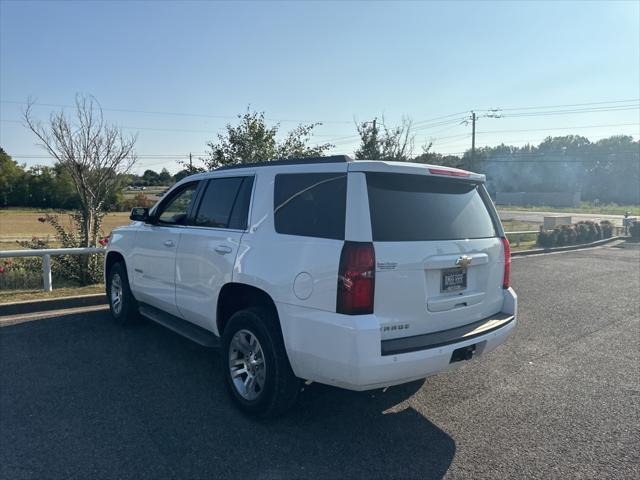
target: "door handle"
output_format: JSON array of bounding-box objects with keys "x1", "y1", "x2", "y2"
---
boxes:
[
  {"x1": 163, "y1": 240, "x2": 175, "y2": 247},
  {"x1": 215, "y1": 245, "x2": 233, "y2": 255}
]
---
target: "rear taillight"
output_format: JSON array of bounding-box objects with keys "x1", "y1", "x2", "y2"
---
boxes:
[
  {"x1": 501, "y1": 237, "x2": 511, "y2": 289},
  {"x1": 337, "y1": 242, "x2": 375, "y2": 315}
]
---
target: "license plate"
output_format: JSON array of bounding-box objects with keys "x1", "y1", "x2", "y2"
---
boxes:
[{"x1": 441, "y1": 268, "x2": 467, "y2": 292}]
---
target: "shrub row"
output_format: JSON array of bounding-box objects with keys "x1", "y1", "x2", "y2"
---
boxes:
[{"x1": 537, "y1": 220, "x2": 614, "y2": 249}]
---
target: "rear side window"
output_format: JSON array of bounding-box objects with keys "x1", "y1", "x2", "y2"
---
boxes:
[
  {"x1": 366, "y1": 173, "x2": 496, "y2": 241},
  {"x1": 274, "y1": 173, "x2": 347, "y2": 240},
  {"x1": 194, "y1": 176, "x2": 253, "y2": 229}
]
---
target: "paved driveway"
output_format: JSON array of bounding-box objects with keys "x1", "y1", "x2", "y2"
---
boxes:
[{"x1": 1, "y1": 245, "x2": 638, "y2": 479}]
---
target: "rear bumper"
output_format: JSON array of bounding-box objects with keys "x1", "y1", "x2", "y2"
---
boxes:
[{"x1": 278, "y1": 287, "x2": 517, "y2": 391}]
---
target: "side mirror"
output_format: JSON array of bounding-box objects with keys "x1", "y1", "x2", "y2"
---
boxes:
[{"x1": 130, "y1": 207, "x2": 150, "y2": 222}]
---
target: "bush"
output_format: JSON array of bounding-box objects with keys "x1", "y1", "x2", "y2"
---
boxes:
[
  {"x1": 600, "y1": 220, "x2": 614, "y2": 238},
  {"x1": 537, "y1": 227, "x2": 553, "y2": 248},
  {"x1": 593, "y1": 222, "x2": 602, "y2": 239},
  {"x1": 537, "y1": 220, "x2": 615, "y2": 249},
  {"x1": 575, "y1": 222, "x2": 589, "y2": 243},
  {"x1": 120, "y1": 192, "x2": 154, "y2": 212},
  {"x1": 576, "y1": 221, "x2": 600, "y2": 242},
  {"x1": 0, "y1": 254, "x2": 42, "y2": 290}
]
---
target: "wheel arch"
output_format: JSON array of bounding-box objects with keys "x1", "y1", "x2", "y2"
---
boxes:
[
  {"x1": 105, "y1": 251, "x2": 126, "y2": 282},
  {"x1": 216, "y1": 282, "x2": 280, "y2": 336}
]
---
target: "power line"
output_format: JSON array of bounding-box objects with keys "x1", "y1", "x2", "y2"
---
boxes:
[
  {"x1": 473, "y1": 132, "x2": 640, "y2": 147},
  {"x1": 3, "y1": 97, "x2": 637, "y2": 133},
  {"x1": 0, "y1": 99, "x2": 354, "y2": 125},
  {"x1": 482, "y1": 98, "x2": 640, "y2": 112},
  {"x1": 322, "y1": 116, "x2": 468, "y2": 146},
  {"x1": 10, "y1": 153, "x2": 207, "y2": 159},
  {"x1": 475, "y1": 122, "x2": 640, "y2": 136},
  {"x1": 424, "y1": 149, "x2": 639, "y2": 160},
  {"x1": 0, "y1": 118, "x2": 218, "y2": 134},
  {"x1": 428, "y1": 122, "x2": 640, "y2": 147},
  {"x1": 501, "y1": 105, "x2": 639, "y2": 118}
]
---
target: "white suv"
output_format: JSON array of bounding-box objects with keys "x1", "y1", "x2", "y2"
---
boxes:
[{"x1": 105, "y1": 155, "x2": 517, "y2": 417}]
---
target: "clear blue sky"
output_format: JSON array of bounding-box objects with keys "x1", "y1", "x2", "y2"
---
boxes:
[{"x1": 1, "y1": 0, "x2": 638, "y2": 173}]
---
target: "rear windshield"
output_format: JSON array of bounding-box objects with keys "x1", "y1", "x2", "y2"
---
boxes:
[{"x1": 366, "y1": 172, "x2": 497, "y2": 241}]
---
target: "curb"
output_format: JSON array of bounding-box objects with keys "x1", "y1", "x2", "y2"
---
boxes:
[
  {"x1": 0, "y1": 304, "x2": 109, "y2": 327},
  {"x1": 0, "y1": 293, "x2": 107, "y2": 317},
  {"x1": 512, "y1": 236, "x2": 623, "y2": 257}
]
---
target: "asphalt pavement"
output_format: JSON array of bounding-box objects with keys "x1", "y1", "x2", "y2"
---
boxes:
[{"x1": 1, "y1": 245, "x2": 638, "y2": 479}]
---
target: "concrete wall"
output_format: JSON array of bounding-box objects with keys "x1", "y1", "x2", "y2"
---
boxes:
[{"x1": 495, "y1": 191, "x2": 581, "y2": 208}]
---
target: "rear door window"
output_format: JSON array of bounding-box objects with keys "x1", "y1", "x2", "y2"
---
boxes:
[
  {"x1": 194, "y1": 176, "x2": 252, "y2": 229},
  {"x1": 274, "y1": 173, "x2": 347, "y2": 240},
  {"x1": 366, "y1": 172, "x2": 496, "y2": 241}
]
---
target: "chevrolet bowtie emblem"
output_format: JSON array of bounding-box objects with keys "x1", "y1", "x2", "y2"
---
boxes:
[{"x1": 455, "y1": 255, "x2": 472, "y2": 268}]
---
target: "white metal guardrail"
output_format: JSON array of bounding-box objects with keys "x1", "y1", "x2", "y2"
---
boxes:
[
  {"x1": 504, "y1": 230, "x2": 539, "y2": 247},
  {"x1": 0, "y1": 227, "x2": 625, "y2": 292},
  {"x1": 0, "y1": 247, "x2": 105, "y2": 292}
]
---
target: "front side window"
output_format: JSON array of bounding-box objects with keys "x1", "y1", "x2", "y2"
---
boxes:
[
  {"x1": 156, "y1": 183, "x2": 198, "y2": 225},
  {"x1": 274, "y1": 173, "x2": 347, "y2": 240},
  {"x1": 194, "y1": 176, "x2": 253, "y2": 229}
]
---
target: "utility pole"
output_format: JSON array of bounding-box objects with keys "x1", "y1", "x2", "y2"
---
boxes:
[
  {"x1": 470, "y1": 111, "x2": 476, "y2": 171},
  {"x1": 189, "y1": 152, "x2": 193, "y2": 172},
  {"x1": 462, "y1": 109, "x2": 500, "y2": 171}
]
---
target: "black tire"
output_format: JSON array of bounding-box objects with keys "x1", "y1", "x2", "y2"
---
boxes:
[
  {"x1": 222, "y1": 307, "x2": 301, "y2": 418},
  {"x1": 106, "y1": 262, "x2": 139, "y2": 324}
]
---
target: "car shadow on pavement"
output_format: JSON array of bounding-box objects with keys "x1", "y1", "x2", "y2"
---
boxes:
[{"x1": 0, "y1": 311, "x2": 455, "y2": 480}]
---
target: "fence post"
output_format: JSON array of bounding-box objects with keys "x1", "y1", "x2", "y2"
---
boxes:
[
  {"x1": 516, "y1": 233, "x2": 521, "y2": 247},
  {"x1": 42, "y1": 254, "x2": 52, "y2": 292}
]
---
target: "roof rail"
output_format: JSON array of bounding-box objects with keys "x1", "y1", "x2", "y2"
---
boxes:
[{"x1": 215, "y1": 155, "x2": 353, "y2": 171}]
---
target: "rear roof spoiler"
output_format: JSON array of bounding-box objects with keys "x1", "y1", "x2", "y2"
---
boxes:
[
  {"x1": 193, "y1": 155, "x2": 484, "y2": 182},
  {"x1": 348, "y1": 160, "x2": 485, "y2": 182}
]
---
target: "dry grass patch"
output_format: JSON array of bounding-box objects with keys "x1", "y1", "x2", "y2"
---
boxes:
[{"x1": 0, "y1": 209, "x2": 131, "y2": 238}]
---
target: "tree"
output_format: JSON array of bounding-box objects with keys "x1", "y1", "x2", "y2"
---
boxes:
[
  {"x1": 0, "y1": 148, "x2": 24, "y2": 207},
  {"x1": 201, "y1": 110, "x2": 333, "y2": 170},
  {"x1": 354, "y1": 118, "x2": 382, "y2": 160},
  {"x1": 158, "y1": 168, "x2": 172, "y2": 185},
  {"x1": 355, "y1": 116, "x2": 428, "y2": 162},
  {"x1": 24, "y1": 94, "x2": 137, "y2": 248},
  {"x1": 141, "y1": 169, "x2": 161, "y2": 186},
  {"x1": 173, "y1": 169, "x2": 192, "y2": 183}
]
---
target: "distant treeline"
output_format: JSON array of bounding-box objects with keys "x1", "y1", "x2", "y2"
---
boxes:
[
  {"x1": 1, "y1": 134, "x2": 639, "y2": 210},
  {"x1": 0, "y1": 148, "x2": 193, "y2": 211},
  {"x1": 417, "y1": 135, "x2": 639, "y2": 204}
]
